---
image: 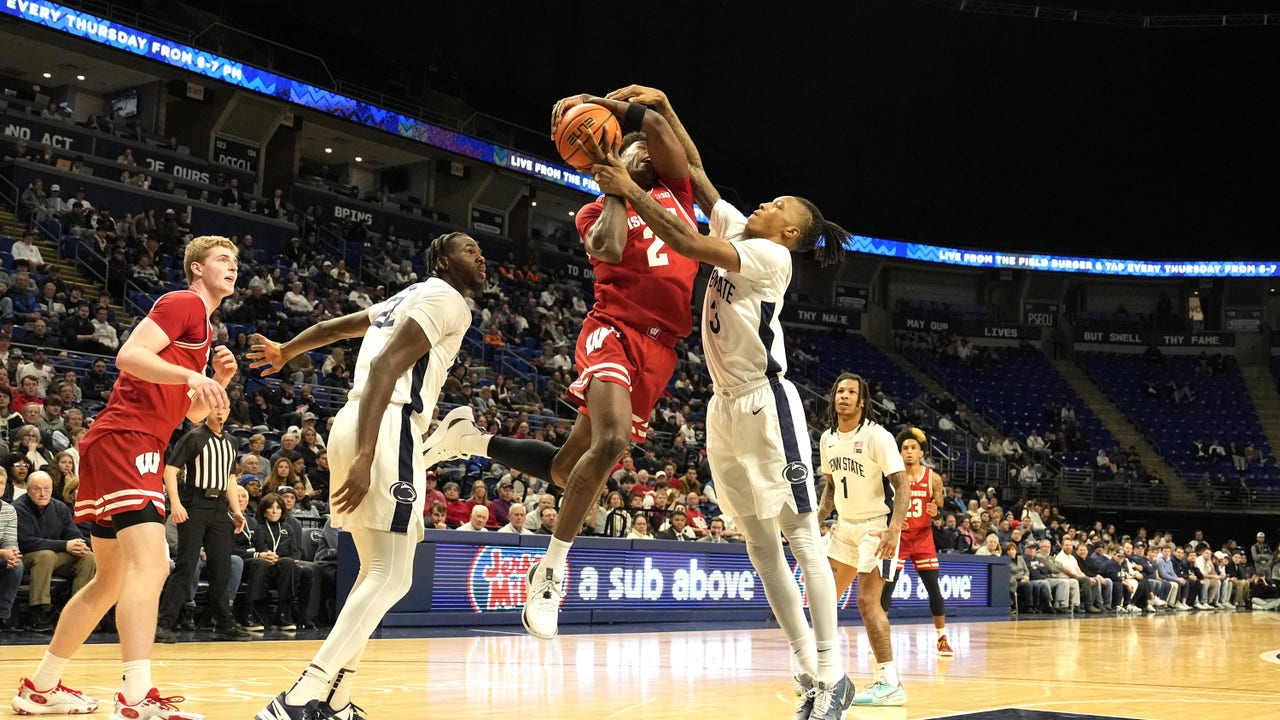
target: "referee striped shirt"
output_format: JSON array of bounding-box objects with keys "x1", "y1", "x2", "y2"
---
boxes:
[{"x1": 168, "y1": 425, "x2": 238, "y2": 493}]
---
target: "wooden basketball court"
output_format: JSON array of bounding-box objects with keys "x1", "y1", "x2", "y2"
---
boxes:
[{"x1": 2, "y1": 612, "x2": 1276, "y2": 719}]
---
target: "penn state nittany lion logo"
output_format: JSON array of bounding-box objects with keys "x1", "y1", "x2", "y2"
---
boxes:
[
  {"x1": 783, "y1": 461, "x2": 809, "y2": 485},
  {"x1": 390, "y1": 481, "x2": 417, "y2": 503}
]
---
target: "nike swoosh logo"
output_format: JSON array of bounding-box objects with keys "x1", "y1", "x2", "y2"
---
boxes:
[{"x1": 752, "y1": 407, "x2": 764, "y2": 415}]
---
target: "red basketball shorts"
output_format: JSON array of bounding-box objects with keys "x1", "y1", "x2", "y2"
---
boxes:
[
  {"x1": 567, "y1": 315, "x2": 678, "y2": 443},
  {"x1": 74, "y1": 429, "x2": 168, "y2": 525},
  {"x1": 895, "y1": 526, "x2": 940, "y2": 573}
]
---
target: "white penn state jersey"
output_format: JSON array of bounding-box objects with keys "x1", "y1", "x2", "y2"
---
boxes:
[
  {"x1": 703, "y1": 200, "x2": 793, "y2": 389},
  {"x1": 349, "y1": 277, "x2": 470, "y2": 432},
  {"x1": 819, "y1": 421, "x2": 905, "y2": 522}
]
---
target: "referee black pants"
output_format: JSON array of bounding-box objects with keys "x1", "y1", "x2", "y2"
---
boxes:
[{"x1": 159, "y1": 494, "x2": 236, "y2": 629}]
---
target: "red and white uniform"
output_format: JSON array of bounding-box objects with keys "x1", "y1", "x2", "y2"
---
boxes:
[
  {"x1": 567, "y1": 175, "x2": 699, "y2": 441},
  {"x1": 76, "y1": 290, "x2": 211, "y2": 524},
  {"x1": 895, "y1": 465, "x2": 940, "y2": 574}
]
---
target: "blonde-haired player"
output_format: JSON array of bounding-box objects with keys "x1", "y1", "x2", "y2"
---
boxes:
[
  {"x1": 880, "y1": 427, "x2": 952, "y2": 657},
  {"x1": 817, "y1": 372, "x2": 911, "y2": 707},
  {"x1": 15, "y1": 236, "x2": 237, "y2": 719}
]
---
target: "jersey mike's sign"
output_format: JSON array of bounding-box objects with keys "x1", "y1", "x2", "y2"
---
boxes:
[{"x1": 364, "y1": 536, "x2": 1003, "y2": 626}]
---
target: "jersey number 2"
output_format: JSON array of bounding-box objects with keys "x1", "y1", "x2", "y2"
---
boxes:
[{"x1": 644, "y1": 228, "x2": 669, "y2": 267}]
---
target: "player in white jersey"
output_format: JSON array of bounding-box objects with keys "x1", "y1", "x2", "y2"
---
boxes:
[
  {"x1": 245, "y1": 232, "x2": 486, "y2": 720},
  {"x1": 590, "y1": 84, "x2": 856, "y2": 720},
  {"x1": 816, "y1": 373, "x2": 911, "y2": 707}
]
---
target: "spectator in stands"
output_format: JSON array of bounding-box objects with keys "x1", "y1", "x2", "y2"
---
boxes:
[
  {"x1": 23, "y1": 321, "x2": 61, "y2": 355},
  {"x1": 14, "y1": 471, "x2": 95, "y2": 632},
  {"x1": 12, "y1": 232, "x2": 45, "y2": 270},
  {"x1": 4, "y1": 139, "x2": 32, "y2": 162},
  {"x1": 79, "y1": 358, "x2": 112, "y2": 404},
  {"x1": 1251, "y1": 532, "x2": 1272, "y2": 576},
  {"x1": 497, "y1": 503, "x2": 528, "y2": 534},
  {"x1": 1037, "y1": 539, "x2": 1079, "y2": 612},
  {"x1": 17, "y1": 179, "x2": 46, "y2": 227},
  {"x1": 1207, "y1": 438, "x2": 1227, "y2": 465},
  {"x1": 9, "y1": 376, "x2": 41, "y2": 414},
  {"x1": 0, "y1": 467, "x2": 21, "y2": 630},
  {"x1": 456, "y1": 505, "x2": 490, "y2": 532},
  {"x1": 6, "y1": 273, "x2": 39, "y2": 325},
  {"x1": 115, "y1": 147, "x2": 136, "y2": 166},
  {"x1": 221, "y1": 177, "x2": 244, "y2": 210}
]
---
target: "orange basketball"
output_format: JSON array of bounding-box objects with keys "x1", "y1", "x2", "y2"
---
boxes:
[{"x1": 553, "y1": 102, "x2": 621, "y2": 172}]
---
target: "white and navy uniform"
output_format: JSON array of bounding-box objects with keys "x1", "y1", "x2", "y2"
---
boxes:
[
  {"x1": 821, "y1": 419, "x2": 905, "y2": 576},
  {"x1": 327, "y1": 278, "x2": 469, "y2": 541},
  {"x1": 702, "y1": 200, "x2": 816, "y2": 522}
]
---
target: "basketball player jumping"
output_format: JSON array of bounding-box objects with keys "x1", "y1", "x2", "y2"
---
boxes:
[
  {"x1": 815, "y1": 373, "x2": 912, "y2": 707},
  {"x1": 14, "y1": 236, "x2": 238, "y2": 720},
  {"x1": 246, "y1": 232, "x2": 486, "y2": 720},
  {"x1": 589, "y1": 84, "x2": 856, "y2": 720},
  {"x1": 423, "y1": 94, "x2": 698, "y2": 640},
  {"x1": 881, "y1": 427, "x2": 953, "y2": 657}
]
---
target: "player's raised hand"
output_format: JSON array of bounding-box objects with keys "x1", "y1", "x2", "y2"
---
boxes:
[
  {"x1": 582, "y1": 133, "x2": 632, "y2": 196},
  {"x1": 188, "y1": 372, "x2": 228, "y2": 410},
  {"x1": 550, "y1": 93, "x2": 592, "y2": 138},
  {"x1": 246, "y1": 333, "x2": 285, "y2": 376},
  {"x1": 332, "y1": 453, "x2": 373, "y2": 515},
  {"x1": 605, "y1": 84, "x2": 668, "y2": 110},
  {"x1": 211, "y1": 344, "x2": 237, "y2": 384}
]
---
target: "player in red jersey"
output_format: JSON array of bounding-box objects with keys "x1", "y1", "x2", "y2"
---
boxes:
[
  {"x1": 13, "y1": 236, "x2": 237, "y2": 720},
  {"x1": 881, "y1": 427, "x2": 953, "y2": 657},
  {"x1": 423, "y1": 90, "x2": 697, "y2": 639}
]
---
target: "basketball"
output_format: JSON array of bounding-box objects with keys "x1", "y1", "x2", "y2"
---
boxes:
[{"x1": 553, "y1": 102, "x2": 621, "y2": 172}]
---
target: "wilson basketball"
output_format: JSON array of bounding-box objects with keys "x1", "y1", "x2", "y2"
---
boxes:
[{"x1": 553, "y1": 102, "x2": 621, "y2": 172}]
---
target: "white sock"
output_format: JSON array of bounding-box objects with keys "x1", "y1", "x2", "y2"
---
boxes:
[
  {"x1": 459, "y1": 433, "x2": 491, "y2": 457},
  {"x1": 121, "y1": 660, "x2": 152, "y2": 705},
  {"x1": 792, "y1": 641, "x2": 817, "y2": 678},
  {"x1": 936, "y1": 626, "x2": 947, "y2": 639},
  {"x1": 31, "y1": 651, "x2": 70, "y2": 692},
  {"x1": 878, "y1": 660, "x2": 899, "y2": 687},
  {"x1": 324, "y1": 665, "x2": 357, "y2": 710},
  {"x1": 542, "y1": 537, "x2": 572, "y2": 573},
  {"x1": 815, "y1": 641, "x2": 841, "y2": 684},
  {"x1": 287, "y1": 664, "x2": 334, "y2": 706}
]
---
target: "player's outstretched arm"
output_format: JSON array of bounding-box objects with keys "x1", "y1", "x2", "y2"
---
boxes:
[
  {"x1": 246, "y1": 310, "x2": 372, "y2": 376},
  {"x1": 551, "y1": 91, "x2": 690, "y2": 181},
  {"x1": 331, "y1": 318, "x2": 432, "y2": 515},
  {"x1": 606, "y1": 85, "x2": 721, "y2": 211},
  {"x1": 596, "y1": 164, "x2": 740, "y2": 271}
]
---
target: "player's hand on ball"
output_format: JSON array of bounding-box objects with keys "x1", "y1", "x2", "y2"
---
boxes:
[
  {"x1": 606, "y1": 84, "x2": 667, "y2": 110},
  {"x1": 332, "y1": 453, "x2": 373, "y2": 514},
  {"x1": 211, "y1": 344, "x2": 237, "y2": 383},
  {"x1": 582, "y1": 133, "x2": 632, "y2": 195},
  {"x1": 550, "y1": 93, "x2": 592, "y2": 138},
  {"x1": 246, "y1": 333, "x2": 284, "y2": 376}
]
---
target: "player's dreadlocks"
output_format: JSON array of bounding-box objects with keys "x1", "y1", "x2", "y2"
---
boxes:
[
  {"x1": 425, "y1": 231, "x2": 469, "y2": 277},
  {"x1": 825, "y1": 371, "x2": 874, "y2": 434},
  {"x1": 794, "y1": 197, "x2": 851, "y2": 268}
]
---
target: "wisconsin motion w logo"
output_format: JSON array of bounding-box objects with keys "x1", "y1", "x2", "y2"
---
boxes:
[
  {"x1": 584, "y1": 326, "x2": 614, "y2": 355},
  {"x1": 134, "y1": 451, "x2": 161, "y2": 476}
]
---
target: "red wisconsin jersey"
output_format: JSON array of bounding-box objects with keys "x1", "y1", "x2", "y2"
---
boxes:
[
  {"x1": 574, "y1": 175, "x2": 700, "y2": 343},
  {"x1": 903, "y1": 466, "x2": 937, "y2": 534},
  {"x1": 89, "y1": 290, "x2": 212, "y2": 443}
]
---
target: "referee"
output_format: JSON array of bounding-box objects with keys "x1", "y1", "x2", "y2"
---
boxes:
[{"x1": 155, "y1": 406, "x2": 251, "y2": 642}]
